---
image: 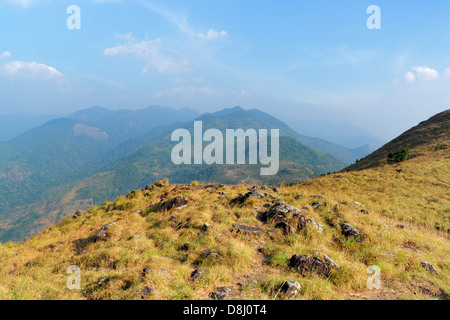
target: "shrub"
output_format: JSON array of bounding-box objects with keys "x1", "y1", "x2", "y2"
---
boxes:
[{"x1": 387, "y1": 148, "x2": 410, "y2": 164}]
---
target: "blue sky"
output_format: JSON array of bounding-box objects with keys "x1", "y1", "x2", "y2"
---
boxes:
[{"x1": 1, "y1": 0, "x2": 449, "y2": 140}]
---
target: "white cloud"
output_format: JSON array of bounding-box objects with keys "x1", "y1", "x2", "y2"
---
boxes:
[
  {"x1": 404, "y1": 71, "x2": 416, "y2": 83},
  {"x1": 445, "y1": 69, "x2": 450, "y2": 78},
  {"x1": 412, "y1": 66, "x2": 438, "y2": 80},
  {"x1": 198, "y1": 29, "x2": 228, "y2": 41},
  {"x1": 104, "y1": 34, "x2": 188, "y2": 74},
  {"x1": 0, "y1": 60, "x2": 64, "y2": 78},
  {"x1": 0, "y1": 51, "x2": 11, "y2": 59}
]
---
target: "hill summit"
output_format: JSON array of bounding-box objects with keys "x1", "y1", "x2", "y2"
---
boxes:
[{"x1": 0, "y1": 110, "x2": 448, "y2": 300}]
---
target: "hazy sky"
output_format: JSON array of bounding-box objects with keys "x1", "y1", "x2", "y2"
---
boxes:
[{"x1": 1, "y1": 0, "x2": 449, "y2": 140}]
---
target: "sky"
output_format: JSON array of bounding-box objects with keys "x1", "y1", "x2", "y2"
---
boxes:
[{"x1": 0, "y1": 0, "x2": 449, "y2": 140}]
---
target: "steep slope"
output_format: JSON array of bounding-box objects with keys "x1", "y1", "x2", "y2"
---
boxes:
[
  {"x1": 345, "y1": 109, "x2": 450, "y2": 171},
  {"x1": 0, "y1": 138, "x2": 448, "y2": 300},
  {"x1": 0, "y1": 107, "x2": 200, "y2": 242}
]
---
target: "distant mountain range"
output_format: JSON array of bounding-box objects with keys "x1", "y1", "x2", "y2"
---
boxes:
[{"x1": 0, "y1": 106, "x2": 377, "y2": 242}]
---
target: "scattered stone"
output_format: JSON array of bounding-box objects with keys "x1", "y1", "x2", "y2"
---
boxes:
[
  {"x1": 281, "y1": 281, "x2": 301, "y2": 298},
  {"x1": 311, "y1": 195, "x2": 324, "y2": 199},
  {"x1": 177, "y1": 205, "x2": 187, "y2": 210},
  {"x1": 93, "y1": 222, "x2": 116, "y2": 242},
  {"x1": 201, "y1": 249, "x2": 222, "y2": 259},
  {"x1": 142, "y1": 268, "x2": 151, "y2": 277},
  {"x1": 410, "y1": 275, "x2": 448, "y2": 299},
  {"x1": 233, "y1": 223, "x2": 264, "y2": 235},
  {"x1": 360, "y1": 209, "x2": 370, "y2": 215},
  {"x1": 190, "y1": 269, "x2": 209, "y2": 282},
  {"x1": 289, "y1": 255, "x2": 330, "y2": 277},
  {"x1": 307, "y1": 218, "x2": 325, "y2": 233},
  {"x1": 311, "y1": 202, "x2": 325, "y2": 209},
  {"x1": 98, "y1": 278, "x2": 110, "y2": 286},
  {"x1": 209, "y1": 292, "x2": 227, "y2": 300},
  {"x1": 262, "y1": 203, "x2": 302, "y2": 222},
  {"x1": 323, "y1": 254, "x2": 341, "y2": 270},
  {"x1": 179, "y1": 243, "x2": 190, "y2": 251},
  {"x1": 129, "y1": 233, "x2": 141, "y2": 239},
  {"x1": 130, "y1": 209, "x2": 141, "y2": 214},
  {"x1": 352, "y1": 201, "x2": 363, "y2": 207},
  {"x1": 397, "y1": 224, "x2": 413, "y2": 231},
  {"x1": 210, "y1": 204, "x2": 218, "y2": 210},
  {"x1": 339, "y1": 222, "x2": 361, "y2": 238},
  {"x1": 421, "y1": 261, "x2": 439, "y2": 276},
  {"x1": 275, "y1": 222, "x2": 296, "y2": 235},
  {"x1": 141, "y1": 286, "x2": 155, "y2": 297},
  {"x1": 202, "y1": 223, "x2": 212, "y2": 231},
  {"x1": 218, "y1": 191, "x2": 228, "y2": 195},
  {"x1": 301, "y1": 206, "x2": 310, "y2": 211},
  {"x1": 396, "y1": 168, "x2": 404, "y2": 173},
  {"x1": 231, "y1": 191, "x2": 265, "y2": 204},
  {"x1": 217, "y1": 286, "x2": 234, "y2": 294},
  {"x1": 72, "y1": 210, "x2": 83, "y2": 219},
  {"x1": 162, "y1": 196, "x2": 191, "y2": 210}
]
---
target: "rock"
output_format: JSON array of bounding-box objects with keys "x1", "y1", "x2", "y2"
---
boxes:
[
  {"x1": 141, "y1": 286, "x2": 155, "y2": 297},
  {"x1": 177, "y1": 205, "x2": 187, "y2": 210},
  {"x1": 311, "y1": 195, "x2": 324, "y2": 199},
  {"x1": 179, "y1": 243, "x2": 190, "y2": 251},
  {"x1": 289, "y1": 255, "x2": 330, "y2": 277},
  {"x1": 397, "y1": 224, "x2": 413, "y2": 231},
  {"x1": 339, "y1": 222, "x2": 361, "y2": 238},
  {"x1": 301, "y1": 206, "x2": 310, "y2": 211},
  {"x1": 201, "y1": 249, "x2": 222, "y2": 259},
  {"x1": 360, "y1": 209, "x2": 370, "y2": 215},
  {"x1": 233, "y1": 223, "x2": 264, "y2": 235},
  {"x1": 217, "y1": 286, "x2": 234, "y2": 294},
  {"x1": 210, "y1": 204, "x2": 218, "y2": 210},
  {"x1": 98, "y1": 278, "x2": 109, "y2": 286},
  {"x1": 230, "y1": 191, "x2": 265, "y2": 204},
  {"x1": 72, "y1": 210, "x2": 83, "y2": 219},
  {"x1": 130, "y1": 209, "x2": 141, "y2": 214},
  {"x1": 218, "y1": 191, "x2": 227, "y2": 195},
  {"x1": 142, "y1": 268, "x2": 151, "y2": 277},
  {"x1": 324, "y1": 254, "x2": 341, "y2": 270},
  {"x1": 281, "y1": 281, "x2": 301, "y2": 298},
  {"x1": 202, "y1": 223, "x2": 212, "y2": 231},
  {"x1": 275, "y1": 222, "x2": 296, "y2": 235},
  {"x1": 210, "y1": 292, "x2": 227, "y2": 300},
  {"x1": 352, "y1": 201, "x2": 363, "y2": 207},
  {"x1": 190, "y1": 269, "x2": 209, "y2": 282},
  {"x1": 93, "y1": 222, "x2": 116, "y2": 242},
  {"x1": 311, "y1": 202, "x2": 325, "y2": 209},
  {"x1": 396, "y1": 168, "x2": 404, "y2": 173},
  {"x1": 262, "y1": 203, "x2": 302, "y2": 222},
  {"x1": 129, "y1": 233, "x2": 141, "y2": 239},
  {"x1": 162, "y1": 196, "x2": 191, "y2": 210},
  {"x1": 421, "y1": 261, "x2": 439, "y2": 275},
  {"x1": 307, "y1": 218, "x2": 325, "y2": 233}
]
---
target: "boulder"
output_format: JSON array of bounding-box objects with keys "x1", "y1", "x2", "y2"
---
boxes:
[
  {"x1": 289, "y1": 255, "x2": 330, "y2": 277},
  {"x1": 324, "y1": 254, "x2": 341, "y2": 270},
  {"x1": 275, "y1": 222, "x2": 296, "y2": 235},
  {"x1": 421, "y1": 261, "x2": 439, "y2": 276},
  {"x1": 190, "y1": 269, "x2": 209, "y2": 282},
  {"x1": 281, "y1": 281, "x2": 301, "y2": 298},
  {"x1": 210, "y1": 292, "x2": 227, "y2": 300},
  {"x1": 339, "y1": 222, "x2": 361, "y2": 238},
  {"x1": 93, "y1": 222, "x2": 116, "y2": 242}
]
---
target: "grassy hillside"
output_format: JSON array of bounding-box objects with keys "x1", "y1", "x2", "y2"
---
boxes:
[
  {"x1": 0, "y1": 142, "x2": 448, "y2": 300},
  {"x1": 345, "y1": 109, "x2": 450, "y2": 171}
]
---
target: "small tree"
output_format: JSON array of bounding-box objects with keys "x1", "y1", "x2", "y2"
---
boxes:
[{"x1": 387, "y1": 148, "x2": 410, "y2": 164}]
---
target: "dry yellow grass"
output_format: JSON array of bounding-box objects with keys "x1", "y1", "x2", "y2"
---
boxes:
[{"x1": 0, "y1": 143, "x2": 448, "y2": 300}]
